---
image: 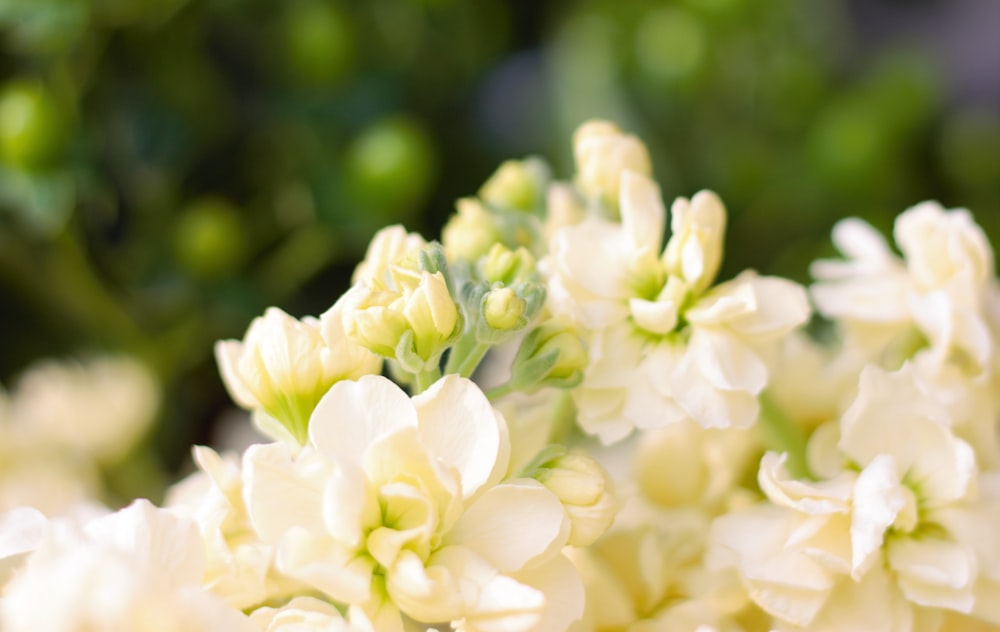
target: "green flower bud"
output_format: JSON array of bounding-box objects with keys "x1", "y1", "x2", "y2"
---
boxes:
[
  {"x1": 482, "y1": 287, "x2": 527, "y2": 332},
  {"x1": 510, "y1": 322, "x2": 588, "y2": 392},
  {"x1": 442, "y1": 198, "x2": 505, "y2": 262},
  {"x1": 478, "y1": 157, "x2": 550, "y2": 213},
  {"x1": 481, "y1": 243, "x2": 537, "y2": 286}
]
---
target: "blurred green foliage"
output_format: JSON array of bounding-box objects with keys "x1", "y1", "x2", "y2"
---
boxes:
[{"x1": 0, "y1": 0, "x2": 996, "y2": 491}]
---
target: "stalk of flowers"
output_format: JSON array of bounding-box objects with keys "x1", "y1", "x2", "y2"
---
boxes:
[{"x1": 3, "y1": 120, "x2": 1000, "y2": 632}]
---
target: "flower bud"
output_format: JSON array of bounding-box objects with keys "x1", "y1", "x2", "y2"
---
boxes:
[
  {"x1": 481, "y1": 243, "x2": 537, "y2": 286},
  {"x1": 216, "y1": 304, "x2": 381, "y2": 444},
  {"x1": 478, "y1": 157, "x2": 550, "y2": 213},
  {"x1": 510, "y1": 322, "x2": 588, "y2": 392},
  {"x1": 442, "y1": 198, "x2": 505, "y2": 262},
  {"x1": 353, "y1": 225, "x2": 427, "y2": 285},
  {"x1": 401, "y1": 271, "x2": 462, "y2": 362},
  {"x1": 531, "y1": 447, "x2": 617, "y2": 546},
  {"x1": 342, "y1": 288, "x2": 410, "y2": 358},
  {"x1": 662, "y1": 190, "x2": 726, "y2": 295},
  {"x1": 482, "y1": 287, "x2": 527, "y2": 331},
  {"x1": 573, "y1": 120, "x2": 652, "y2": 212}
]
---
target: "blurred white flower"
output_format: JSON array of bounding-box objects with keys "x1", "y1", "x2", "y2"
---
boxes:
[
  {"x1": 7, "y1": 355, "x2": 159, "y2": 464},
  {"x1": 812, "y1": 202, "x2": 996, "y2": 372},
  {"x1": 0, "y1": 499, "x2": 254, "y2": 632}
]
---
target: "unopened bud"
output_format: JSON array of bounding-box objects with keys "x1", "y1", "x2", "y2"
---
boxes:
[
  {"x1": 483, "y1": 287, "x2": 527, "y2": 331},
  {"x1": 479, "y1": 157, "x2": 550, "y2": 213},
  {"x1": 531, "y1": 447, "x2": 617, "y2": 546},
  {"x1": 510, "y1": 322, "x2": 588, "y2": 392},
  {"x1": 442, "y1": 198, "x2": 505, "y2": 262},
  {"x1": 481, "y1": 243, "x2": 537, "y2": 286},
  {"x1": 573, "y1": 120, "x2": 652, "y2": 212}
]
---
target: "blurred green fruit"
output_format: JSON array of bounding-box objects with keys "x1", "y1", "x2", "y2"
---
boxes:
[
  {"x1": 282, "y1": 0, "x2": 355, "y2": 87},
  {"x1": 171, "y1": 198, "x2": 248, "y2": 280},
  {"x1": 345, "y1": 116, "x2": 436, "y2": 220},
  {"x1": 635, "y1": 7, "x2": 705, "y2": 85},
  {"x1": 0, "y1": 80, "x2": 70, "y2": 171}
]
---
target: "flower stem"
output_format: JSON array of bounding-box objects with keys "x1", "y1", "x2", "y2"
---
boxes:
[
  {"x1": 444, "y1": 335, "x2": 490, "y2": 378},
  {"x1": 414, "y1": 366, "x2": 442, "y2": 394}
]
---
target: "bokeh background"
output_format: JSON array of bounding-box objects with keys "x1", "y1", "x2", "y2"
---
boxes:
[{"x1": 1, "y1": 0, "x2": 998, "y2": 503}]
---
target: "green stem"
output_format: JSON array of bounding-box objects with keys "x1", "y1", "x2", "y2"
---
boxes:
[
  {"x1": 758, "y1": 393, "x2": 813, "y2": 480},
  {"x1": 444, "y1": 334, "x2": 490, "y2": 378},
  {"x1": 414, "y1": 366, "x2": 442, "y2": 394}
]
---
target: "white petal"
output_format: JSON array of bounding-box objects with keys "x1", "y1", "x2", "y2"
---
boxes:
[
  {"x1": 832, "y1": 217, "x2": 895, "y2": 263},
  {"x1": 215, "y1": 340, "x2": 258, "y2": 409},
  {"x1": 243, "y1": 443, "x2": 326, "y2": 542},
  {"x1": 758, "y1": 451, "x2": 854, "y2": 515},
  {"x1": 309, "y1": 375, "x2": 417, "y2": 460},
  {"x1": 276, "y1": 529, "x2": 375, "y2": 604},
  {"x1": 850, "y1": 454, "x2": 906, "y2": 579},
  {"x1": 888, "y1": 537, "x2": 976, "y2": 611},
  {"x1": 414, "y1": 375, "x2": 507, "y2": 499},
  {"x1": 689, "y1": 328, "x2": 768, "y2": 394},
  {"x1": 619, "y1": 170, "x2": 665, "y2": 255},
  {"x1": 446, "y1": 480, "x2": 568, "y2": 572},
  {"x1": 628, "y1": 298, "x2": 678, "y2": 335},
  {"x1": 85, "y1": 499, "x2": 205, "y2": 587},
  {"x1": 721, "y1": 273, "x2": 811, "y2": 339},
  {"x1": 0, "y1": 507, "x2": 47, "y2": 561},
  {"x1": 510, "y1": 555, "x2": 584, "y2": 632}
]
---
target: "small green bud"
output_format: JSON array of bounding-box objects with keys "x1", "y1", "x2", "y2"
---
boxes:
[
  {"x1": 510, "y1": 322, "x2": 588, "y2": 392},
  {"x1": 482, "y1": 287, "x2": 527, "y2": 331},
  {"x1": 442, "y1": 198, "x2": 505, "y2": 262},
  {"x1": 478, "y1": 157, "x2": 550, "y2": 213},
  {"x1": 481, "y1": 243, "x2": 537, "y2": 286}
]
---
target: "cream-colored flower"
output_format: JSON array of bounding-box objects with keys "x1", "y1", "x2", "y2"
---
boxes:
[
  {"x1": 242, "y1": 375, "x2": 581, "y2": 631},
  {"x1": 250, "y1": 596, "x2": 375, "y2": 632},
  {"x1": 545, "y1": 168, "x2": 809, "y2": 441},
  {"x1": 811, "y1": 202, "x2": 996, "y2": 372},
  {"x1": 0, "y1": 500, "x2": 255, "y2": 632},
  {"x1": 216, "y1": 299, "x2": 381, "y2": 444},
  {"x1": 571, "y1": 500, "x2": 758, "y2": 632},
  {"x1": 710, "y1": 363, "x2": 1000, "y2": 628},
  {"x1": 573, "y1": 120, "x2": 652, "y2": 212},
  {"x1": 7, "y1": 355, "x2": 159, "y2": 464},
  {"x1": 352, "y1": 225, "x2": 428, "y2": 286},
  {"x1": 166, "y1": 446, "x2": 302, "y2": 610}
]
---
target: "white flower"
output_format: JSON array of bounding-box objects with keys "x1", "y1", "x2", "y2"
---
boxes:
[
  {"x1": 250, "y1": 596, "x2": 375, "y2": 632},
  {"x1": 0, "y1": 499, "x2": 255, "y2": 632},
  {"x1": 353, "y1": 225, "x2": 428, "y2": 286},
  {"x1": 811, "y1": 202, "x2": 996, "y2": 372},
  {"x1": 216, "y1": 299, "x2": 381, "y2": 444},
  {"x1": 7, "y1": 355, "x2": 159, "y2": 464},
  {"x1": 710, "y1": 363, "x2": 1000, "y2": 628},
  {"x1": 241, "y1": 374, "x2": 581, "y2": 631},
  {"x1": 166, "y1": 446, "x2": 300, "y2": 610},
  {"x1": 545, "y1": 168, "x2": 809, "y2": 441}
]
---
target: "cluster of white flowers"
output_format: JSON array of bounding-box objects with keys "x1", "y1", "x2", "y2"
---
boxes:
[{"x1": 2, "y1": 121, "x2": 999, "y2": 632}]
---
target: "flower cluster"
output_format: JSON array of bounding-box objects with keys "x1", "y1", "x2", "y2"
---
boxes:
[{"x1": 2, "y1": 121, "x2": 999, "y2": 632}]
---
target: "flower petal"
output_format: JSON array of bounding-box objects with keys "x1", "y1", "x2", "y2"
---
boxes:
[
  {"x1": 446, "y1": 479, "x2": 569, "y2": 573},
  {"x1": 309, "y1": 375, "x2": 417, "y2": 461},
  {"x1": 413, "y1": 375, "x2": 508, "y2": 499}
]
